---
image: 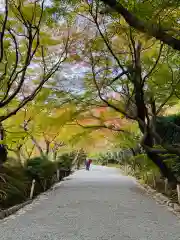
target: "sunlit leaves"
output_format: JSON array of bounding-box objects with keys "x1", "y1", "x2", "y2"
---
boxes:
[
  {"x1": 9, "y1": 1, "x2": 43, "y2": 26},
  {"x1": 2, "y1": 0, "x2": 180, "y2": 160}
]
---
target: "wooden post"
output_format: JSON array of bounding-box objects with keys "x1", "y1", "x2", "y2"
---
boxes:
[
  {"x1": 57, "y1": 169, "x2": 60, "y2": 181},
  {"x1": 30, "y1": 179, "x2": 36, "y2": 199},
  {"x1": 152, "y1": 173, "x2": 156, "y2": 188},
  {"x1": 43, "y1": 180, "x2": 47, "y2": 191},
  {"x1": 125, "y1": 163, "x2": 128, "y2": 175},
  {"x1": 145, "y1": 172, "x2": 148, "y2": 184},
  {"x1": 142, "y1": 174, "x2": 145, "y2": 182},
  {"x1": 177, "y1": 184, "x2": 180, "y2": 204},
  {"x1": 164, "y1": 178, "x2": 168, "y2": 194}
]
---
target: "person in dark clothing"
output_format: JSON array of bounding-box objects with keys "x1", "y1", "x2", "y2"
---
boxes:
[{"x1": 85, "y1": 159, "x2": 92, "y2": 171}]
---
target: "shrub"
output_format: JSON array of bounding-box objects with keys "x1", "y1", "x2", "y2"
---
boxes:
[
  {"x1": 57, "y1": 152, "x2": 74, "y2": 171},
  {"x1": 25, "y1": 156, "x2": 56, "y2": 192},
  {"x1": 0, "y1": 165, "x2": 30, "y2": 209},
  {"x1": 98, "y1": 152, "x2": 119, "y2": 165},
  {"x1": 0, "y1": 153, "x2": 74, "y2": 209}
]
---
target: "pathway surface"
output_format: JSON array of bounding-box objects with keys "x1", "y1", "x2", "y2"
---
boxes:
[{"x1": 0, "y1": 165, "x2": 180, "y2": 240}]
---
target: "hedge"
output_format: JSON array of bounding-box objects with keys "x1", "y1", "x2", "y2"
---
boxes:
[{"x1": 0, "y1": 152, "x2": 75, "y2": 209}]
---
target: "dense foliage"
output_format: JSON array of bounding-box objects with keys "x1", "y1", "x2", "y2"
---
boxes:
[
  {"x1": 0, "y1": 151, "x2": 85, "y2": 209},
  {"x1": 157, "y1": 114, "x2": 180, "y2": 145}
]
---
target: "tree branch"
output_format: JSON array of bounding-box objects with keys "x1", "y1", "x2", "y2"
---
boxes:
[
  {"x1": 75, "y1": 119, "x2": 128, "y2": 133},
  {"x1": 89, "y1": 6, "x2": 130, "y2": 80},
  {"x1": 100, "y1": 0, "x2": 180, "y2": 51},
  {"x1": 108, "y1": 70, "x2": 130, "y2": 86},
  {"x1": 143, "y1": 43, "x2": 164, "y2": 83},
  {"x1": 0, "y1": 0, "x2": 8, "y2": 63},
  {"x1": 0, "y1": 2, "x2": 42, "y2": 107},
  {"x1": 89, "y1": 49, "x2": 135, "y2": 120}
]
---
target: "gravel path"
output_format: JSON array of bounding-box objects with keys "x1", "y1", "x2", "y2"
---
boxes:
[{"x1": 0, "y1": 165, "x2": 180, "y2": 240}]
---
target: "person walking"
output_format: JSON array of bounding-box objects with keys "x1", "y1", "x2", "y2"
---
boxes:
[{"x1": 85, "y1": 159, "x2": 92, "y2": 171}]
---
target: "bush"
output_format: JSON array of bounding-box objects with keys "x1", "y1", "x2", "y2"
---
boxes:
[
  {"x1": 0, "y1": 153, "x2": 74, "y2": 209},
  {"x1": 0, "y1": 165, "x2": 30, "y2": 209},
  {"x1": 25, "y1": 156, "x2": 57, "y2": 192},
  {"x1": 57, "y1": 152, "x2": 74, "y2": 171},
  {"x1": 98, "y1": 152, "x2": 119, "y2": 165}
]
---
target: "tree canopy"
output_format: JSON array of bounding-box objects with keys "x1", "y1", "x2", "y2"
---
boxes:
[
  {"x1": 52, "y1": 0, "x2": 180, "y2": 185},
  {"x1": 0, "y1": 0, "x2": 180, "y2": 186},
  {"x1": 100, "y1": 0, "x2": 180, "y2": 50}
]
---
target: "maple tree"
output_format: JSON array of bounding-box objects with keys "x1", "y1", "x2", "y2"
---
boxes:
[{"x1": 0, "y1": 0, "x2": 76, "y2": 164}]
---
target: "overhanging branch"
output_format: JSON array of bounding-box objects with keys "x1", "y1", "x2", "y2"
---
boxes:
[
  {"x1": 100, "y1": 0, "x2": 180, "y2": 51},
  {"x1": 75, "y1": 119, "x2": 128, "y2": 133}
]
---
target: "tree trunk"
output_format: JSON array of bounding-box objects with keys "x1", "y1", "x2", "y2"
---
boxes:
[
  {"x1": 0, "y1": 123, "x2": 7, "y2": 165},
  {"x1": 31, "y1": 136, "x2": 45, "y2": 157},
  {"x1": 53, "y1": 150, "x2": 57, "y2": 161},
  {"x1": 146, "y1": 152, "x2": 176, "y2": 185},
  {"x1": 128, "y1": 40, "x2": 177, "y2": 186},
  {"x1": 143, "y1": 132, "x2": 177, "y2": 187}
]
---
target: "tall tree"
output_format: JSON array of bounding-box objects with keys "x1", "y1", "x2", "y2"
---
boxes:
[
  {"x1": 0, "y1": 0, "x2": 70, "y2": 122},
  {"x1": 0, "y1": 0, "x2": 72, "y2": 163}
]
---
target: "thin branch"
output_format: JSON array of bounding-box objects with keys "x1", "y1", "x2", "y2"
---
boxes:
[
  {"x1": 0, "y1": 28, "x2": 19, "y2": 102},
  {"x1": 75, "y1": 119, "x2": 128, "y2": 134},
  {"x1": 108, "y1": 70, "x2": 130, "y2": 86},
  {"x1": 89, "y1": 48, "x2": 135, "y2": 120},
  {"x1": 0, "y1": 57, "x2": 67, "y2": 122},
  {"x1": 0, "y1": 0, "x2": 45, "y2": 107},
  {"x1": 0, "y1": 0, "x2": 8, "y2": 63},
  {"x1": 89, "y1": 7, "x2": 130, "y2": 80},
  {"x1": 156, "y1": 90, "x2": 174, "y2": 115},
  {"x1": 0, "y1": 1, "x2": 70, "y2": 121},
  {"x1": 0, "y1": 21, "x2": 35, "y2": 106},
  {"x1": 143, "y1": 43, "x2": 164, "y2": 83},
  {"x1": 0, "y1": 52, "x2": 8, "y2": 82}
]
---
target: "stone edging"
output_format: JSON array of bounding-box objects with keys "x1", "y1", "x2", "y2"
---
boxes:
[
  {"x1": 136, "y1": 181, "x2": 180, "y2": 218},
  {"x1": 119, "y1": 166, "x2": 180, "y2": 218},
  {"x1": 0, "y1": 170, "x2": 75, "y2": 221},
  {"x1": 0, "y1": 200, "x2": 33, "y2": 220}
]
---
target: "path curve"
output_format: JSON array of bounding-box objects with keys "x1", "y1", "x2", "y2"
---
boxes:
[{"x1": 0, "y1": 165, "x2": 180, "y2": 240}]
